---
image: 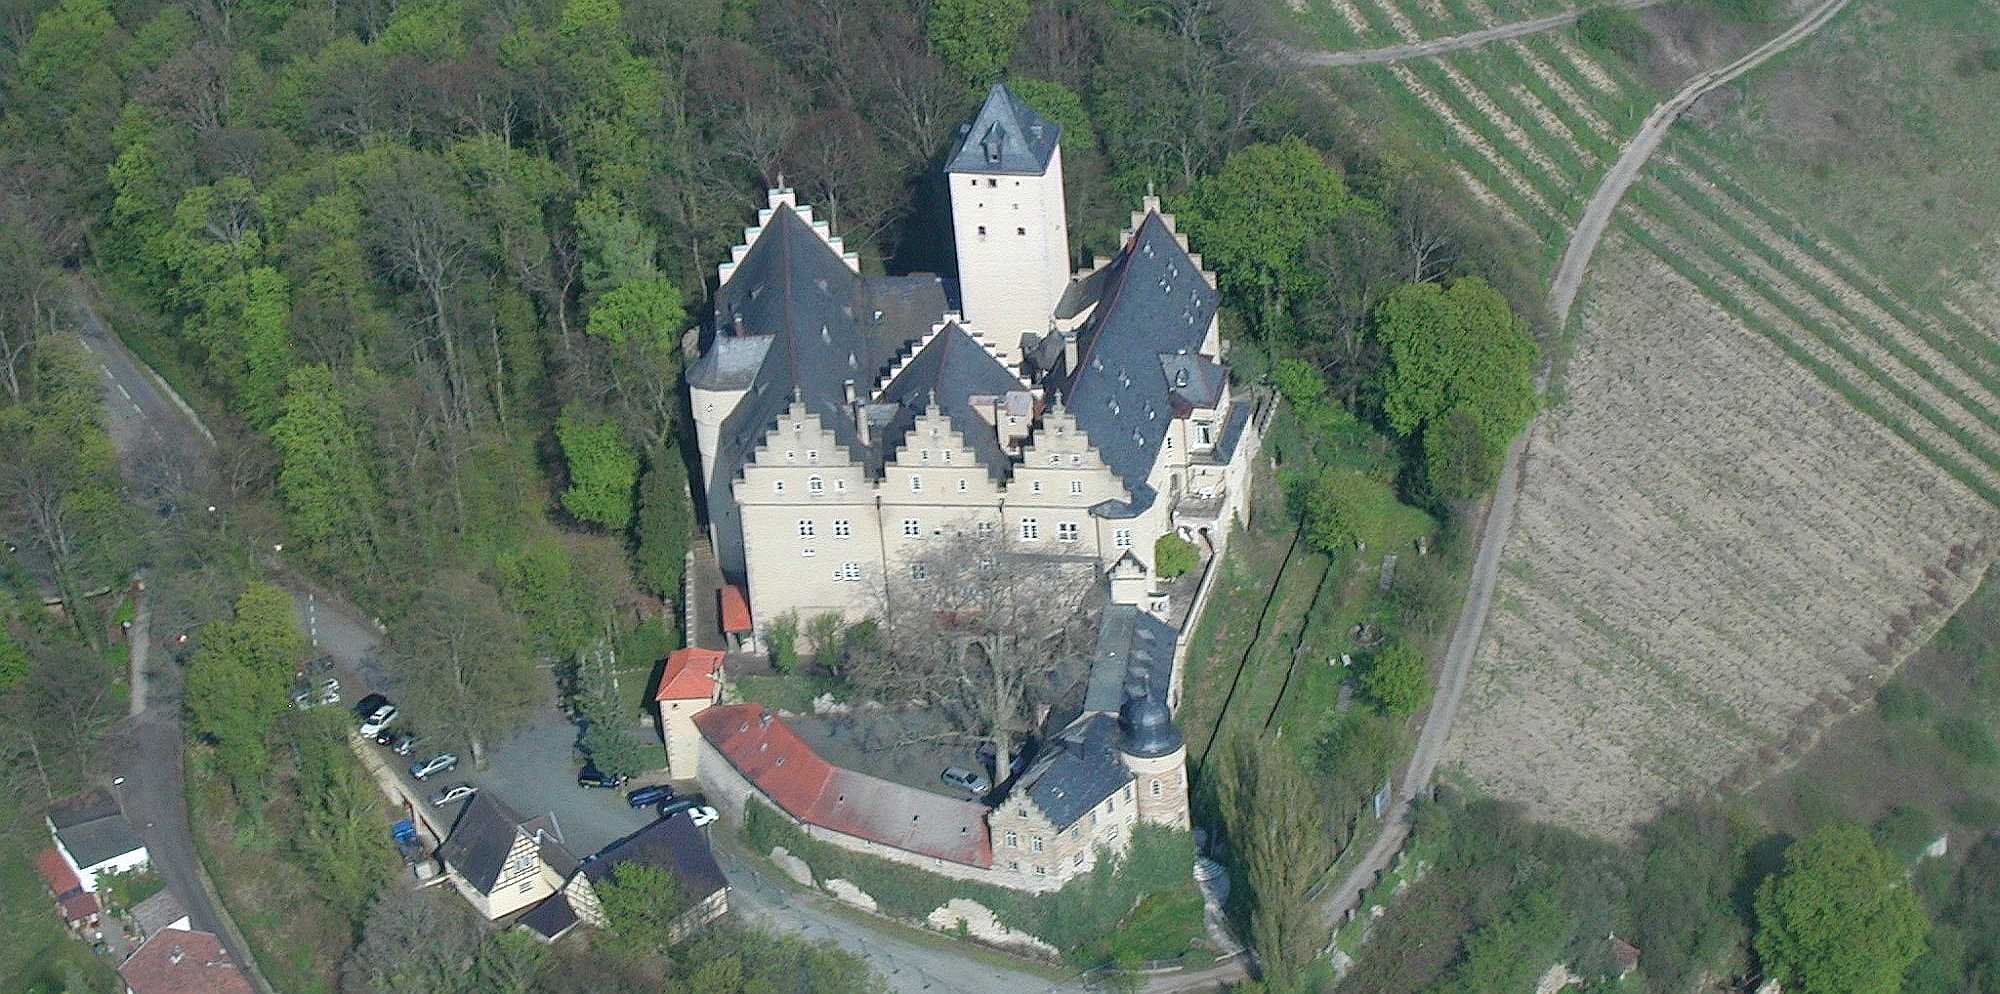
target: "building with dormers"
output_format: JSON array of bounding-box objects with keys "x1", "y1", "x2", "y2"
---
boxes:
[{"x1": 680, "y1": 84, "x2": 1262, "y2": 893}]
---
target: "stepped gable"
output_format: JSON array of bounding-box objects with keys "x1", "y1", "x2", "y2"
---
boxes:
[
  {"x1": 1059, "y1": 211, "x2": 1220, "y2": 493},
  {"x1": 946, "y1": 83, "x2": 1062, "y2": 176},
  {"x1": 702, "y1": 202, "x2": 948, "y2": 581},
  {"x1": 696, "y1": 704, "x2": 993, "y2": 867},
  {"x1": 874, "y1": 323, "x2": 1030, "y2": 480}
]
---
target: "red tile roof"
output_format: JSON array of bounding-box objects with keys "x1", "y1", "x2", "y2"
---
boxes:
[
  {"x1": 656, "y1": 648, "x2": 725, "y2": 702},
  {"x1": 59, "y1": 889, "x2": 101, "y2": 922},
  {"x1": 695, "y1": 704, "x2": 992, "y2": 868},
  {"x1": 120, "y1": 928, "x2": 255, "y2": 994},
  {"x1": 33, "y1": 848, "x2": 82, "y2": 897},
  {"x1": 720, "y1": 585, "x2": 753, "y2": 633}
]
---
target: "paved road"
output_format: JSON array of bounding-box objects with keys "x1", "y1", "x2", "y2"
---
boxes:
[
  {"x1": 1315, "y1": 0, "x2": 1858, "y2": 931},
  {"x1": 77, "y1": 286, "x2": 275, "y2": 993},
  {"x1": 1280, "y1": 0, "x2": 1665, "y2": 68}
]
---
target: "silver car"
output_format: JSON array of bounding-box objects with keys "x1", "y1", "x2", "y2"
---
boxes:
[
  {"x1": 410, "y1": 753, "x2": 458, "y2": 780},
  {"x1": 940, "y1": 767, "x2": 991, "y2": 795}
]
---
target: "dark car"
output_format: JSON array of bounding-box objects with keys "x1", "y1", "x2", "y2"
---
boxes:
[
  {"x1": 657, "y1": 793, "x2": 708, "y2": 818},
  {"x1": 625, "y1": 784, "x2": 676, "y2": 808},
  {"x1": 577, "y1": 764, "x2": 627, "y2": 789},
  {"x1": 353, "y1": 693, "x2": 390, "y2": 719}
]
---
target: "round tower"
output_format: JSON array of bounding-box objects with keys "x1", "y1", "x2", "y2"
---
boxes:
[{"x1": 1118, "y1": 672, "x2": 1190, "y2": 830}]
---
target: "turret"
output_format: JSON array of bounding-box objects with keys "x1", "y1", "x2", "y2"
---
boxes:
[{"x1": 1118, "y1": 671, "x2": 1190, "y2": 829}]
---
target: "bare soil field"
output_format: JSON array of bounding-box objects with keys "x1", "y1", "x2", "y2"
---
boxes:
[{"x1": 1445, "y1": 235, "x2": 2000, "y2": 835}]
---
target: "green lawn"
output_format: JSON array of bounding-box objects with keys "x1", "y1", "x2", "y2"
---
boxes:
[{"x1": 0, "y1": 802, "x2": 123, "y2": 994}]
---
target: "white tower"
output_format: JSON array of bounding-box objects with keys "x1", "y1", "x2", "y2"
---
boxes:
[{"x1": 947, "y1": 83, "x2": 1070, "y2": 368}]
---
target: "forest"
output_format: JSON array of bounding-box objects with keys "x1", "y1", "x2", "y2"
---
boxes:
[{"x1": 0, "y1": 0, "x2": 1562, "y2": 989}]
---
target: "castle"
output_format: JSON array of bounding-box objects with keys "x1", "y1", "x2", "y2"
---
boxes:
[{"x1": 680, "y1": 84, "x2": 1261, "y2": 891}]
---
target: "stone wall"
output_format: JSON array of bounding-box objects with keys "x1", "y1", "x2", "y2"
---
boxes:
[{"x1": 926, "y1": 899, "x2": 1060, "y2": 958}]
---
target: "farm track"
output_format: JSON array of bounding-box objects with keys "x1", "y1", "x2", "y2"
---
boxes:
[{"x1": 1284, "y1": 0, "x2": 1666, "y2": 67}]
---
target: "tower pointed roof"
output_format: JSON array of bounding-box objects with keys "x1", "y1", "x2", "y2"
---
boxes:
[{"x1": 946, "y1": 83, "x2": 1062, "y2": 176}]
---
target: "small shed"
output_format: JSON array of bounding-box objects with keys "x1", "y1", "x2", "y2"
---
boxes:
[{"x1": 720, "y1": 585, "x2": 754, "y2": 651}]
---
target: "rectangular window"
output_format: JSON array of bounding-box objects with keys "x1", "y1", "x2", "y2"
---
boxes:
[
  {"x1": 1150, "y1": 779, "x2": 1162, "y2": 798},
  {"x1": 808, "y1": 449, "x2": 820, "y2": 463},
  {"x1": 977, "y1": 225, "x2": 987, "y2": 236},
  {"x1": 832, "y1": 519, "x2": 851, "y2": 538},
  {"x1": 1198, "y1": 423, "x2": 1215, "y2": 446},
  {"x1": 903, "y1": 519, "x2": 921, "y2": 537},
  {"x1": 773, "y1": 480, "x2": 785, "y2": 495},
  {"x1": 1005, "y1": 831, "x2": 1018, "y2": 848},
  {"x1": 1073, "y1": 852, "x2": 1084, "y2": 867},
  {"x1": 1009, "y1": 860, "x2": 1019, "y2": 871},
  {"x1": 920, "y1": 449, "x2": 930, "y2": 462},
  {"x1": 957, "y1": 479, "x2": 968, "y2": 493},
  {"x1": 910, "y1": 475, "x2": 923, "y2": 493},
  {"x1": 1031, "y1": 836, "x2": 1044, "y2": 853},
  {"x1": 942, "y1": 450, "x2": 953, "y2": 463},
  {"x1": 909, "y1": 563, "x2": 929, "y2": 581},
  {"x1": 1035, "y1": 865, "x2": 1046, "y2": 876},
  {"x1": 808, "y1": 476, "x2": 824, "y2": 496},
  {"x1": 837, "y1": 562, "x2": 862, "y2": 582},
  {"x1": 977, "y1": 521, "x2": 995, "y2": 537},
  {"x1": 801, "y1": 547, "x2": 815, "y2": 558},
  {"x1": 1114, "y1": 529, "x2": 1132, "y2": 549},
  {"x1": 1017, "y1": 227, "x2": 1027, "y2": 236},
  {"x1": 1070, "y1": 480, "x2": 1084, "y2": 495},
  {"x1": 1031, "y1": 480, "x2": 1042, "y2": 494},
  {"x1": 1020, "y1": 519, "x2": 1039, "y2": 541},
  {"x1": 1057, "y1": 522, "x2": 1079, "y2": 543},
  {"x1": 797, "y1": 520, "x2": 815, "y2": 538}
]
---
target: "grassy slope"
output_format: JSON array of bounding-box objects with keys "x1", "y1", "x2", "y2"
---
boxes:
[{"x1": 0, "y1": 802, "x2": 123, "y2": 994}]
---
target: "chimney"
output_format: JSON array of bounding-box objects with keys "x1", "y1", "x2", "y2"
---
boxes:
[
  {"x1": 731, "y1": 313, "x2": 745, "y2": 337},
  {"x1": 169, "y1": 946, "x2": 186, "y2": 965},
  {"x1": 1063, "y1": 332, "x2": 1079, "y2": 373},
  {"x1": 843, "y1": 379, "x2": 856, "y2": 404},
  {"x1": 855, "y1": 403, "x2": 872, "y2": 447}
]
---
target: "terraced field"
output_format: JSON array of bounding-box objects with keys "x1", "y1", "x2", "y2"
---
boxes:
[
  {"x1": 1296, "y1": 0, "x2": 1658, "y2": 274},
  {"x1": 1291, "y1": 0, "x2": 2000, "y2": 835}
]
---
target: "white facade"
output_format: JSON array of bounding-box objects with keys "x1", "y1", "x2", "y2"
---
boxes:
[{"x1": 949, "y1": 145, "x2": 1070, "y2": 366}]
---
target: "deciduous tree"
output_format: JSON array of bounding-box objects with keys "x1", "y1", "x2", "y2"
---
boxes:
[
  {"x1": 557, "y1": 407, "x2": 639, "y2": 530},
  {"x1": 1361, "y1": 640, "x2": 1432, "y2": 718},
  {"x1": 1754, "y1": 823, "x2": 1928, "y2": 994},
  {"x1": 1182, "y1": 138, "x2": 1350, "y2": 332},
  {"x1": 387, "y1": 570, "x2": 539, "y2": 768},
  {"x1": 1218, "y1": 734, "x2": 1330, "y2": 993},
  {"x1": 927, "y1": 0, "x2": 1029, "y2": 86}
]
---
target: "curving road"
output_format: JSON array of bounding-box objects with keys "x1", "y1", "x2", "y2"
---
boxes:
[
  {"x1": 1316, "y1": 0, "x2": 1859, "y2": 932},
  {"x1": 1280, "y1": 0, "x2": 1666, "y2": 68}
]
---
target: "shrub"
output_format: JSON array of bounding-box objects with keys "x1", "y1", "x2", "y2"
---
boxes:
[
  {"x1": 1873, "y1": 805, "x2": 1939, "y2": 862},
  {"x1": 1874, "y1": 680, "x2": 1931, "y2": 722},
  {"x1": 1704, "y1": 0, "x2": 1781, "y2": 25},
  {"x1": 1949, "y1": 795, "x2": 2000, "y2": 829},
  {"x1": 1155, "y1": 534, "x2": 1199, "y2": 579},
  {"x1": 1574, "y1": 6, "x2": 1651, "y2": 62},
  {"x1": 1363, "y1": 640, "x2": 1434, "y2": 717},
  {"x1": 1938, "y1": 717, "x2": 2000, "y2": 767},
  {"x1": 766, "y1": 611, "x2": 800, "y2": 674}
]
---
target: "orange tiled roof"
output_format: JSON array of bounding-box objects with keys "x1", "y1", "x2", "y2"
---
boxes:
[
  {"x1": 720, "y1": 585, "x2": 753, "y2": 633},
  {"x1": 655, "y1": 648, "x2": 724, "y2": 702}
]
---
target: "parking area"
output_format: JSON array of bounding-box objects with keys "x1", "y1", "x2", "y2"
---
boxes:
[{"x1": 461, "y1": 705, "x2": 660, "y2": 855}]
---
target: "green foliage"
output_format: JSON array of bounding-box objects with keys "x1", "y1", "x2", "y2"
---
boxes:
[
  {"x1": 1950, "y1": 795, "x2": 2000, "y2": 830},
  {"x1": 1361, "y1": 641, "x2": 1432, "y2": 718},
  {"x1": 584, "y1": 276, "x2": 683, "y2": 349},
  {"x1": 495, "y1": 536, "x2": 613, "y2": 662},
  {"x1": 633, "y1": 447, "x2": 693, "y2": 600},
  {"x1": 1182, "y1": 139, "x2": 1351, "y2": 328},
  {"x1": 927, "y1": 0, "x2": 1030, "y2": 86},
  {"x1": 0, "y1": 626, "x2": 25, "y2": 692},
  {"x1": 1217, "y1": 735, "x2": 1331, "y2": 991},
  {"x1": 1876, "y1": 679, "x2": 1932, "y2": 722},
  {"x1": 1426, "y1": 887, "x2": 1569, "y2": 994},
  {"x1": 18, "y1": 0, "x2": 117, "y2": 97},
  {"x1": 1874, "y1": 805, "x2": 1940, "y2": 863},
  {"x1": 1938, "y1": 716, "x2": 2000, "y2": 767},
  {"x1": 743, "y1": 799, "x2": 1199, "y2": 955},
  {"x1": 1011, "y1": 78, "x2": 1097, "y2": 152},
  {"x1": 1154, "y1": 534, "x2": 1199, "y2": 579},
  {"x1": 185, "y1": 584, "x2": 309, "y2": 800},
  {"x1": 556, "y1": 408, "x2": 639, "y2": 530},
  {"x1": 1703, "y1": 0, "x2": 1782, "y2": 26},
  {"x1": 287, "y1": 708, "x2": 395, "y2": 924},
  {"x1": 1573, "y1": 7, "x2": 1652, "y2": 63},
  {"x1": 378, "y1": 0, "x2": 469, "y2": 61},
  {"x1": 1271, "y1": 357, "x2": 1361, "y2": 448},
  {"x1": 272, "y1": 365, "x2": 379, "y2": 564},
  {"x1": 1375, "y1": 278, "x2": 1538, "y2": 497},
  {"x1": 595, "y1": 863, "x2": 691, "y2": 953},
  {"x1": 1630, "y1": 803, "x2": 1758, "y2": 994},
  {"x1": 1754, "y1": 823, "x2": 1929, "y2": 994},
  {"x1": 766, "y1": 611, "x2": 801, "y2": 674}
]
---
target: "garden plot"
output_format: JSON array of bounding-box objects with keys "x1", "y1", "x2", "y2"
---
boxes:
[{"x1": 1446, "y1": 237, "x2": 2000, "y2": 836}]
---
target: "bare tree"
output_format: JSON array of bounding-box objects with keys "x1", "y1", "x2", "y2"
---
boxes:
[
  {"x1": 849, "y1": 529, "x2": 1101, "y2": 777},
  {"x1": 384, "y1": 570, "x2": 540, "y2": 769}
]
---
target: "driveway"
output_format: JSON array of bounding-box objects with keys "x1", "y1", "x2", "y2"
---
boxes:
[{"x1": 459, "y1": 706, "x2": 658, "y2": 856}]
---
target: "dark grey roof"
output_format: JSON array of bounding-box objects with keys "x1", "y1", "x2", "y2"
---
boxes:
[
  {"x1": 875, "y1": 324, "x2": 1026, "y2": 480},
  {"x1": 946, "y1": 83, "x2": 1061, "y2": 176},
  {"x1": 686, "y1": 335, "x2": 771, "y2": 390},
  {"x1": 700, "y1": 207, "x2": 949, "y2": 584},
  {"x1": 1016, "y1": 714, "x2": 1132, "y2": 830},
  {"x1": 439, "y1": 793, "x2": 571, "y2": 894},
  {"x1": 129, "y1": 889, "x2": 187, "y2": 937},
  {"x1": 1085, "y1": 605, "x2": 1176, "y2": 716},
  {"x1": 1206, "y1": 401, "x2": 1253, "y2": 466},
  {"x1": 517, "y1": 894, "x2": 578, "y2": 940},
  {"x1": 582, "y1": 813, "x2": 727, "y2": 900},
  {"x1": 1160, "y1": 353, "x2": 1225, "y2": 411},
  {"x1": 1055, "y1": 212, "x2": 1221, "y2": 493},
  {"x1": 48, "y1": 794, "x2": 145, "y2": 868}
]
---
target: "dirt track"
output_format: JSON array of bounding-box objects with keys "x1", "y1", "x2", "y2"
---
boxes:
[{"x1": 1281, "y1": 0, "x2": 1666, "y2": 68}]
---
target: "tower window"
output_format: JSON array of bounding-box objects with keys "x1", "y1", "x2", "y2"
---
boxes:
[
  {"x1": 1017, "y1": 227, "x2": 1026, "y2": 236},
  {"x1": 987, "y1": 178, "x2": 997, "y2": 188},
  {"x1": 957, "y1": 479, "x2": 968, "y2": 493},
  {"x1": 1070, "y1": 480, "x2": 1084, "y2": 496},
  {"x1": 1151, "y1": 779, "x2": 1162, "y2": 798},
  {"x1": 1114, "y1": 528, "x2": 1132, "y2": 549},
  {"x1": 832, "y1": 519, "x2": 851, "y2": 538},
  {"x1": 910, "y1": 475, "x2": 923, "y2": 493},
  {"x1": 1020, "y1": 519, "x2": 1039, "y2": 541},
  {"x1": 903, "y1": 519, "x2": 920, "y2": 537},
  {"x1": 976, "y1": 225, "x2": 986, "y2": 236},
  {"x1": 773, "y1": 480, "x2": 785, "y2": 495},
  {"x1": 797, "y1": 520, "x2": 815, "y2": 538}
]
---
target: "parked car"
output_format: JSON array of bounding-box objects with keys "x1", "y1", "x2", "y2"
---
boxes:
[
  {"x1": 291, "y1": 687, "x2": 321, "y2": 710},
  {"x1": 625, "y1": 784, "x2": 676, "y2": 808},
  {"x1": 319, "y1": 678, "x2": 341, "y2": 705},
  {"x1": 687, "y1": 805, "x2": 719, "y2": 828},
  {"x1": 657, "y1": 794, "x2": 709, "y2": 818},
  {"x1": 429, "y1": 783, "x2": 478, "y2": 807},
  {"x1": 577, "y1": 764, "x2": 628, "y2": 789},
  {"x1": 353, "y1": 693, "x2": 390, "y2": 719},
  {"x1": 410, "y1": 753, "x2": 458, "y2": 780},
  {"x1": 383, "y1": 732, "x2": 420, "y2": 756},
  {"x1": 940, "y1": 767, "x2": 991, "y2": 796},
  {"x1": 359, "y1": 705, "x2": 399, "y2": 737}
]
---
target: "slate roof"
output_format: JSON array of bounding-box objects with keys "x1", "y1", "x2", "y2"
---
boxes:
[
  {"x1": 1084, "y1": 605, "x2": 1176, "y2": 716},
  {"x1": 48, "y1": 793, "x2": 145, "y2": 869},
  {"x1": 874, "y1": 323, "x2": 1028, "y2": 480},
  {"x1": 439, "y1": 793, "x2": 573, "y2": 894},
  {"x1": 1056, "y1": 212, "x2": 1221, "y2": 499},
  {"x1": 1160, "y1": 352, "x2": 1225, "y2": 411},
  {"x1": 517, "y1": 894, "x2": 579, "y2": 941},
  {"x1": 946, "y1": 83, "x2": 1062, "y2": 176},
  {"x1": 695, "y1": 704, "x2": 993, "y2": 867},
  {"x1": 1014, "y1": 714, "x2": 1132, "y2": 831},
  {"x1": 129, "y1": 887, "x2": 189, "y2": 937},
  {"x1": 119, "y1": 928, "x2": 254, "y2": 994},
  {"x1": 656, "y1": 647, "x2": 724, "y2": 702},
  {"x1": 582, "y1": 812, "x2": 728, "y2": 900},
  {"x1": 699, "y1": 206, "x2": 953, "y2": 584}
]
